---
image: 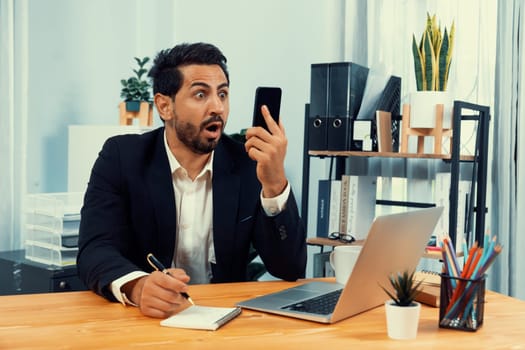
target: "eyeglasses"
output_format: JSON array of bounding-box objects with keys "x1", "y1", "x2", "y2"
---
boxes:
[{"x1": 328, "y1": 232, "x2": 356, "y2": 244}]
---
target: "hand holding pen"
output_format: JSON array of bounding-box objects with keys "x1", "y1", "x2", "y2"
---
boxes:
[{"x1": 147, "y1": 253, "x2": 194, "y2": 305}]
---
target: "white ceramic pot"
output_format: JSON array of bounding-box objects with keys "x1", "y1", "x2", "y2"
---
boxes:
[
  {"x1": 409, "y1": 91, "x2": 453, "y2": 129},
  {"x1": 384, "y1": 300, "x2": 421, "y2": 340}
]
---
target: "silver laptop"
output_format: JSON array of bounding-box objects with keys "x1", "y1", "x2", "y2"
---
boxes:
[{"x1": 237, "y1": 206, "x2": 443, "y2": 323}]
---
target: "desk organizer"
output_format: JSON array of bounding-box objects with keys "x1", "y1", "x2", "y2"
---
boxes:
[
  {"x1": 439, "y1": 274, "x2": 486, "y2": 331},
  {"x1": 24, "y1": 192, "x2": 83, "y2": 266}
]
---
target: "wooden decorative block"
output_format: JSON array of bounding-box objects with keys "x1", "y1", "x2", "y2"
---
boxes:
[
  {"x1": 376, "y1": 110, "x2": 393, "y2": 152},
  {"x1": 119, "y1": 101, "x2": 153, "y2": 127}
]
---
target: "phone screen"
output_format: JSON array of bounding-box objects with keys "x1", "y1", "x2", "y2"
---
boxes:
[{"x1": 252, "y1": 87, "x2": 282, "y2": 131}]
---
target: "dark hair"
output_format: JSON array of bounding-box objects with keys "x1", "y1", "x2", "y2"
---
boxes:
[{"x1": 148, "y1": 42, "x2": 229, "y2": 97}]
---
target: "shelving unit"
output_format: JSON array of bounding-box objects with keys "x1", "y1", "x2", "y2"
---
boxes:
[{"x1": 301, "y1": 101, "x2": 491, "y2": 253}]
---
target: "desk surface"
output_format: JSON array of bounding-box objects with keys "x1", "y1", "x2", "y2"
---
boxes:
[{"x1": 0, "y1": 279, "x2": 524, "y2": 349}]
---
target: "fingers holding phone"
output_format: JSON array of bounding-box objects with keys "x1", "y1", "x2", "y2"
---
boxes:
[
  {"x1": 246, "y1": 86, "x2": 285, "y2": 147},
  {"x1": 245, "y1": 87, "x2": 288, "y2": 197},
  {"x1": 259, "y1": 105, "x2": 283, "y2": 136}
]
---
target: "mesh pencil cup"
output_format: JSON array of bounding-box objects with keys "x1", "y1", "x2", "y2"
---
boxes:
[{"x1": 439, "y1": 274, "x2": 486, "y2": 331}]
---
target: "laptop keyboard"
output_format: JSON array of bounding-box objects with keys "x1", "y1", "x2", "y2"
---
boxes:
[{"x1": 281, "y1": 289, "x2": 342, "y2": 315}]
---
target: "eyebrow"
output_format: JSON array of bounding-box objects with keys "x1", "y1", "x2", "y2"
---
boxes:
[{"x1": 190, "y1": 82, "x2": 229, "y2": 90}]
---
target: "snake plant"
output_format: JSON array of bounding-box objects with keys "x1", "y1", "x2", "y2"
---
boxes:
[{"x1": 412, "y1": 13, "x2": 455, "y2": 91}]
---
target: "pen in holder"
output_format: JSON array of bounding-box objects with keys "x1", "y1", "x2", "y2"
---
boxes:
[{"x1": 439, "y1": 274, "x2": 486, "y2": 331}]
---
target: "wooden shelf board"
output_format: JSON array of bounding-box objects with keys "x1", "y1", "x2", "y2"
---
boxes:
[
  {"x1": 307, "y1": 237, "x2": 365, "y2": 248},
  {"x1": 308, "y1": 150, "x2": 474, "y2": 161},
  {"x1": 307, "y1": 237, "x2": 462, "y2": 260}
]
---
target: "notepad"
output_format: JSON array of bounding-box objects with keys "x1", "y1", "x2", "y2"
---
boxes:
[
  {"x1": 414, "y1": 270, "x2": 441, "y2": 307},
  {"x1": 160, "y1": 305, "x2": 242, "y2": 331},
  {"x1": 415, "y1": 270, "x2": 441, "y2": 285}
]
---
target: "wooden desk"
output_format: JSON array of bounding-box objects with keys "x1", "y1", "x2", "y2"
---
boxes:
[{"x1": 0, "y1": 279, "x2": 524, "y2": 349}]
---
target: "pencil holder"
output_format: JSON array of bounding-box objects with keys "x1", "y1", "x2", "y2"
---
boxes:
[{"x1": 439, "y1": 274, "x2": 486, "y2": 331}]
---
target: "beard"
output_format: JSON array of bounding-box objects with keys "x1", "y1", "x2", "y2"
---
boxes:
[{"x1": 173, "y1": 114, "x2": 224, "y2": 154}]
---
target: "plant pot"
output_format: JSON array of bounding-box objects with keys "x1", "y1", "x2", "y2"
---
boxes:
[
  {"x1": 119, "y1": 101, "x2": 153, "y2": 127},
  {"x1": 409, "y1": 91, "x2": 453, "y2": 129},
  {"x1": 384, "y1": 300, "x2": 421, "y2": 340},
  {"x1": 125, "y1": 101, "x2": 141, "y2": 112}
]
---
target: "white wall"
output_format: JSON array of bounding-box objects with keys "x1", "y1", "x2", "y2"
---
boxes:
[
  {"x1": 25, "y1": 0, "x2": 343, "y2": 200},
  {"x1": 171, "y1": 0, "x2": 345, "y2": 203},
  {"x1": 26, "y1": 0, "x2": 176, "y2": 193}
]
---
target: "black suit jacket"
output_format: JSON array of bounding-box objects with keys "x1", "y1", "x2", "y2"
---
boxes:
[{"x1": 77, "y1": 127, "x2": 306, "y2": 301}]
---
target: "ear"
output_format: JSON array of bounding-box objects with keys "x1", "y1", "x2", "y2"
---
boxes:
[{"x1": 154, "y1": 93, "x2": 173, "y2": 122}]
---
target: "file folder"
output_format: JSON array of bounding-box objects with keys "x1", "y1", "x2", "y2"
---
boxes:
[
  {"x1": 327, "y1": 62, "x2": 369, "y2": 151},
  {"x1": 308, "y1": 63, "x2": 330, "y2": 150}
]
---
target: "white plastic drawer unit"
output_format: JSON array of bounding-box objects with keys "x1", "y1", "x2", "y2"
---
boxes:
[{"x1": 24, "y1": 242, "x2": 78, "y2": 267}]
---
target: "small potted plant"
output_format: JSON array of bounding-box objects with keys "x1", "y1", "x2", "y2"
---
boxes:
[
  {"x1": 381, "y1": 270, "x2": 423, "y2": 340},
  {"x1": 409, "y1": 13, "x2": 456, "y2": 130},
  {"x1": 119, "y1": 56, "x2": 153, "y2": 126}
]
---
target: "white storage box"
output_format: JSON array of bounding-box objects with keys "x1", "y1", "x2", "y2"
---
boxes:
[
  {"x1": 25, "y1": 242, "x2": 78, "y2": 266},
  {"x1": 26, "y1": 212, "x2": 80, "y2": 234},
  {"x1": 25, "y1": 192, "x2": 83, "y2": 218},
  {"x1": 24, "y1": 192, "x2": 83, "y2": 266},
  {"x1": 26, "y1": 225, "x2": 78, "y2": 248}
]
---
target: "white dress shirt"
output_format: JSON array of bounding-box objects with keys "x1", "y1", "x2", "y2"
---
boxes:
[{"x1": 168, "y1": 141, "x2": 215, "y2": 285}]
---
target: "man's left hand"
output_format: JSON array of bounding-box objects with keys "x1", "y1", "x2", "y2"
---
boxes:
[{"x1": 244, "y1": 105, "x2": 288, "y2": 198}]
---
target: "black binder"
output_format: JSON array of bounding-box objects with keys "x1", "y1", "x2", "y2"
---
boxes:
[
  {"x1": 327, "y1": 62, "x2": 369, "y2": 151},
  {"x1": 308, "y1": 63, "x2": 330, "y2": 150}
]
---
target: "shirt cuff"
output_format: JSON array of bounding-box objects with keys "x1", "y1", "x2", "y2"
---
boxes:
[
  {"x1": 260, "y1": 182, "x2": 290, "y2": 216},
  {"x1": 110, "y1": 271, "x2": 149, "y2": 306}
]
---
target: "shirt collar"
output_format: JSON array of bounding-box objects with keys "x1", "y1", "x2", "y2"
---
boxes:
[{"x1": 163, "y1": 130, "x2": 214, "y2": 179}]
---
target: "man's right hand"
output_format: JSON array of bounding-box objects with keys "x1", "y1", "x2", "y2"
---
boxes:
[{"x1": 123, "y1": 268, "x2": 192, "y2": 318}]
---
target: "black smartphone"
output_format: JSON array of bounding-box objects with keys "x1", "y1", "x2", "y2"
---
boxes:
[{"x1": 252, "y1": 87, "x2": 282, "y2": 131}]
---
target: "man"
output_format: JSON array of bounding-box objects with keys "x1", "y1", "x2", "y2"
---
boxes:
[{"x1": 77, "y1": 42, "x2": 306, "y2": 318}]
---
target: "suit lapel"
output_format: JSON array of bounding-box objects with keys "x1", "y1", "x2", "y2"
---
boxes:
[
  {"x1": 146, "y1": 128, "x2": 177, "y2": 265},
  {"x1": 212, "y1": 141, "x2": 240, "y2": 273}
]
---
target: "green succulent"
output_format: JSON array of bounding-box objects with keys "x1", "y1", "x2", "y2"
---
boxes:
[
  {"x1": 381, "y1": 270, "x2": 423, "y2": 307},
  {"x1": 120, "y1": 57, "x2": 152, "y2": 102},
  {"x1": 412, "y1": 13, "x2": 455, "y2": 91}
]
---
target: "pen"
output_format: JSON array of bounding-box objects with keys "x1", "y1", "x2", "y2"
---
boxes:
[{"x1": 146, "y1": 253, "x2": 194, "y2": 305}]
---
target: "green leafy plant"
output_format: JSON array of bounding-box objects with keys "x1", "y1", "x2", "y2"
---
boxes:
[
  {"x1": 412, "y1": 13, "x2": 455, "y2": 91},
  {"x1": 120, "y1": 57, "x2": 152, "y2": 102},
  {"x1": 381, "y1": 270, "x2": 423, "y2": 307}
]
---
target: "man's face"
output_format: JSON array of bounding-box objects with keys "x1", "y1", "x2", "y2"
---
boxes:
[{"x1": 168, "y1": 64, "x2": 229, "y2": 154}]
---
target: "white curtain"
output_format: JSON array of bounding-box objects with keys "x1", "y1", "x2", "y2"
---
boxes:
[
  {"x1": 344, "y1": 0, "x2": 508, "y2": 285},
  {"x1": 350, "y1": 0, "x2": 525, "y2": 299},
  {"x1": 0, "y1": 0, "x2": 27, "y2": 251},
  {"x1": 491, "y1": 0, "x2": 525, "y2": 299},
  {"x1": 345, "y1": 3, "x2": 496, "y2": 140},
  {"x1": 362, "y1": 1, "x2": 496, "y2": 106},
  {"x1": 344, "y1": 0, "x2": 496, "y2": 178},
  {"x1": 0, "y1": 0, "x2": 16, "y2": 250}
]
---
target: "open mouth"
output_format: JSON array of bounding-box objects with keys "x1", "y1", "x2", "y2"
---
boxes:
[
  {"x1": 202, "y1": 121, "x2": 223, "y2": 139},
  {"x1": 206, "y1": 124, "x2": 220, "y2": 132}
]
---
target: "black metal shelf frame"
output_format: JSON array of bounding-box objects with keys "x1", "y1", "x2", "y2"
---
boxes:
[{"x1": 301, "y1": 101, "x2": 491, "y2": 248}]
